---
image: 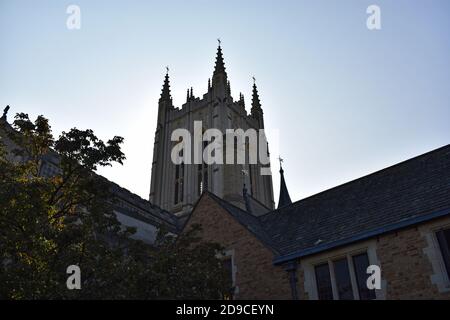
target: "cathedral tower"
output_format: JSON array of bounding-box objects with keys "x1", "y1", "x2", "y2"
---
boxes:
[{"x1": 149, "y1": 43, "x2": 275, "y2": 215}]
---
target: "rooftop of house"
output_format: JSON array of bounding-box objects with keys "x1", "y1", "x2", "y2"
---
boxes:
[{"x1": 197, "y1": 144, "x2": 450, "y2": 264}]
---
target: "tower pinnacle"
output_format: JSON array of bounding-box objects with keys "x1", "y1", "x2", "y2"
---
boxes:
[
  {"x1": 251, "y1": 77, "x2": 261, "y2": 110},
  {"x1": 160, "y1": 67, "x2": 172, "y2": 103},
  {"x1": 211, "y1": 40, "x2": 229, "y2": 96},
  {"x1": 239, "y1": 92, "x2": 245, "y2": 107},
  {"x1": 213, "y1": 45, "x2": 226, "y2": 75},
  {"x1": 251, "y1": 78, "x2": 263, "y2": 126}
]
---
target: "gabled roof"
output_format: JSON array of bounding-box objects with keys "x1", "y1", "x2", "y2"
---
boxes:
[
  {"x1": 244, "y1": 192, "x2": 272, "y2": 216},
  {"x1": 101, "y1": 176, "x2": 179, "y2": 232},
  {"x1": 189, "y1": 192, "x2": 280, "y2": 254},
  {"x1": 190, "y1": 145, "x2": 450, "y2": 265},
  {"x1": 262, "y1": 144, "x2": 450, "y2": 263}
]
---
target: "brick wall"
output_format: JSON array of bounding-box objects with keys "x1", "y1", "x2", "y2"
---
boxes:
[
  {"x1": 184, "y1": 193, "x2": 450, "y2": 300},
  {"x1": 183, "y1": 193, "x2": 292, "y2": 299},
  {"x1": 376, "y1": 219, "x2": 450, "y2": 299},
  {"x1": 295, "y1": 217, "x2": 450, "y2": 300}
]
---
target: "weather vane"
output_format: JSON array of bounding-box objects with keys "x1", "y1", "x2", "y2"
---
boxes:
[
  {"x1": 278, "y1": 156, "x2": 284, "y2": 166},
  {"x1": 165, "y1": 66, "x2": 169, "y2": 74},
  {"x1": 217, "y1": 38, "x2": 221, "y2": 46},
  {"x1": 252, "y1": 76, "x2": 256, "y2": 85}
]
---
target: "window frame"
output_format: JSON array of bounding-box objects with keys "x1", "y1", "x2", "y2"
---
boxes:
[
  {"x1": 216, "y1": 249, "x2": 238, "y2": 300},
  {"x1": 332, "y1": 257, "x2": 355, "y2": 300},
  {"x1": 302, "y1": 240, "x2": 384, "y2": 300},
  {"x1": 421, "y1": 219, "x2": 450, "y2": 293},
  {"x1": 311, "y1": 253, "x2": 364, "y2": 300},
  {"x1": 314, "y1": 262, "x2": 334, "y2": 300},
  {"x1": 436, "y1": 228, "x2": 450, "y2": 279},
  {"x1": 174, "y1": 162, "x2": 184, "y2": 205}
]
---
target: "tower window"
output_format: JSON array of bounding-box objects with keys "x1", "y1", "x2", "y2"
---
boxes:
[
  {"x1": 174, "y1": 162, "x2": 184, "y2": 205},
  {"x1": 197, "y1": 141, "x2": 209, "y2": 195},
  {"x1": 249, "y1": 164, "x2": 254, "y2": 196},
  {"x1": 197, "y1": 163, "x2": 208, "y2": 196}
]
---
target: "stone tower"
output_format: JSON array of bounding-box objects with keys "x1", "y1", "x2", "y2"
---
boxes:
[{"x1": 149, "y1": 43, "x2": 275, "y2": 216}]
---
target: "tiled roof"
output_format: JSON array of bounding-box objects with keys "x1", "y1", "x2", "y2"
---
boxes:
[
  {"x1": 207, "y1": 145, "x2": 450, "y2": 263},
  {"x1": 206, "y1": 192, "x2": 280, "y2": 254},
  {"x1": 97, "y1": 175, "x2": 179, "y2": 232}
]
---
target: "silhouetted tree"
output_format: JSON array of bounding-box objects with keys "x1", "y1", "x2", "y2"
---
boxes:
[{"x1": 0, "y1": 113, "x2": 228, "y2": 299}]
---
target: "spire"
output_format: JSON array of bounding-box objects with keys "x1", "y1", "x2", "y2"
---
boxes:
[
  {"x1": 208, "y1": 78, "x2": 211, "y2": 91},
  {"x1": 251, "y1": 77, "x2": 261, "y2": 111},
  {"x1": 160, "y1": 67, "x2": 172, "y2": 103},
  {"x1": 211, "y1": 39, "x2": 228, "y2": 93},
  {"x1": 186, "y1": 88, "x2": 190, "y2": 102},
  {"x1": 190, "y1": 87, "x2": 194, "y2": 100},
  {"x1": 213, "y1": 39, "x2": 226, "y2": 77},
  {"x1": 251, "y1": 77, "x2": 264, "y2": 127},
  {"x1": 239, "y1": 92, "x2": 245, "y2": 107},
  {"x1": 227, "y1": 80, "x2": 231, "y2": 95},
  {"x1": 277, "y1": 157, "x2": 292, "y2": 209}
]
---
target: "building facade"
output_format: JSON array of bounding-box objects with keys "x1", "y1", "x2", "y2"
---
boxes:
[
  {"x1": 149, "y1": 44, "x2": 275, "y2": 216},
  {"x1": 182, "y1": 145, "x2": 450, "y2": 299}
]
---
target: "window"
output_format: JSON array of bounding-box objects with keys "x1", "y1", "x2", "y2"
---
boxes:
[
  {"x1": 197, "y1": 141, "x2": 208, "y2": 195},
  {"x1": 436, "y1": 228, "x2": 450, "y2": 279},
  {"x1": 248, "y1": 164, "x2": 254, "y2": 195},
  {"x1": 313, "y1": 251, "x2": 376, "y2": 300},
  {"x1": 333, "y1": 258, "x2": 354, "y2": 300},
  {"x1": 197, "y1": 163, "x2": 208, "y2": 195},
  {"x1": 180, "y1": 163, "x2": 184, "y2": 202},
  {"x1": 197, "y1": 165, "x2": 203, "y2": 195},
  {"x1": 174, "y1": 141, "x2": 184, "y2": 205},
  {"x1": 174, "y1": 162, "x2": 184, "y2": 204},
  {"x1": 353, "y1": 253, "x2": 376, "y2": 300},
  {"x1": 315, "y1": 263, "x2": 333, "y2": 300},
  {"x1": 221, "y1": 258, "x2": 234, "y2": 300}
]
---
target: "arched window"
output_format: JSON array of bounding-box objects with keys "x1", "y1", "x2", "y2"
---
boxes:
[
  {"x1": 174, "y1": 162, "x2": 184, "y2": 204},
  {"x1": 197, "y1": 140, "x2": 208, "y2": 195},
  {"x1": 174, "y1": 146, "x2": 184, "y2": 205}
]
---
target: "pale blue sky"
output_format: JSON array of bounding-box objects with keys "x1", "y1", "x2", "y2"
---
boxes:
[{"x1": 1, "y1": 0, "x2": 449, "y2": 203}]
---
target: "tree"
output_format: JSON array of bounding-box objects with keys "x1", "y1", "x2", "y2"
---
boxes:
[{"x1": 0, "y1": 113, "x2": 228, "y2": 299}]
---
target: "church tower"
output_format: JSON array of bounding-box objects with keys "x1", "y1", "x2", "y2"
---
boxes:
[{"x1": 149, "y1": 43, "x2": 275, "y2": 216}]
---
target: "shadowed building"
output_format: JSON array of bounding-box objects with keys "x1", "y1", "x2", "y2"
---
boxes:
[
  {"x1": 149, "y1": 43, "x2": 275, "y2": 216},
  {"x1": 182, "y1": 145, "x2": 450, "y2": 299}
]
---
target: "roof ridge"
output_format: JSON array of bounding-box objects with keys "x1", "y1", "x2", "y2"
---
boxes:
[
  {"x1": 259, "y1": 144, "x2": 450, "y2": 218},
  {"x1": 246, "y1": 193, "x2": 271, "y2": 211},
  {"x1": 206, "y1": 191, "x2": 248, "y2": 213},
  {"x1": 205, "y1": 192, "x2": 280, "y2": 254}
]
